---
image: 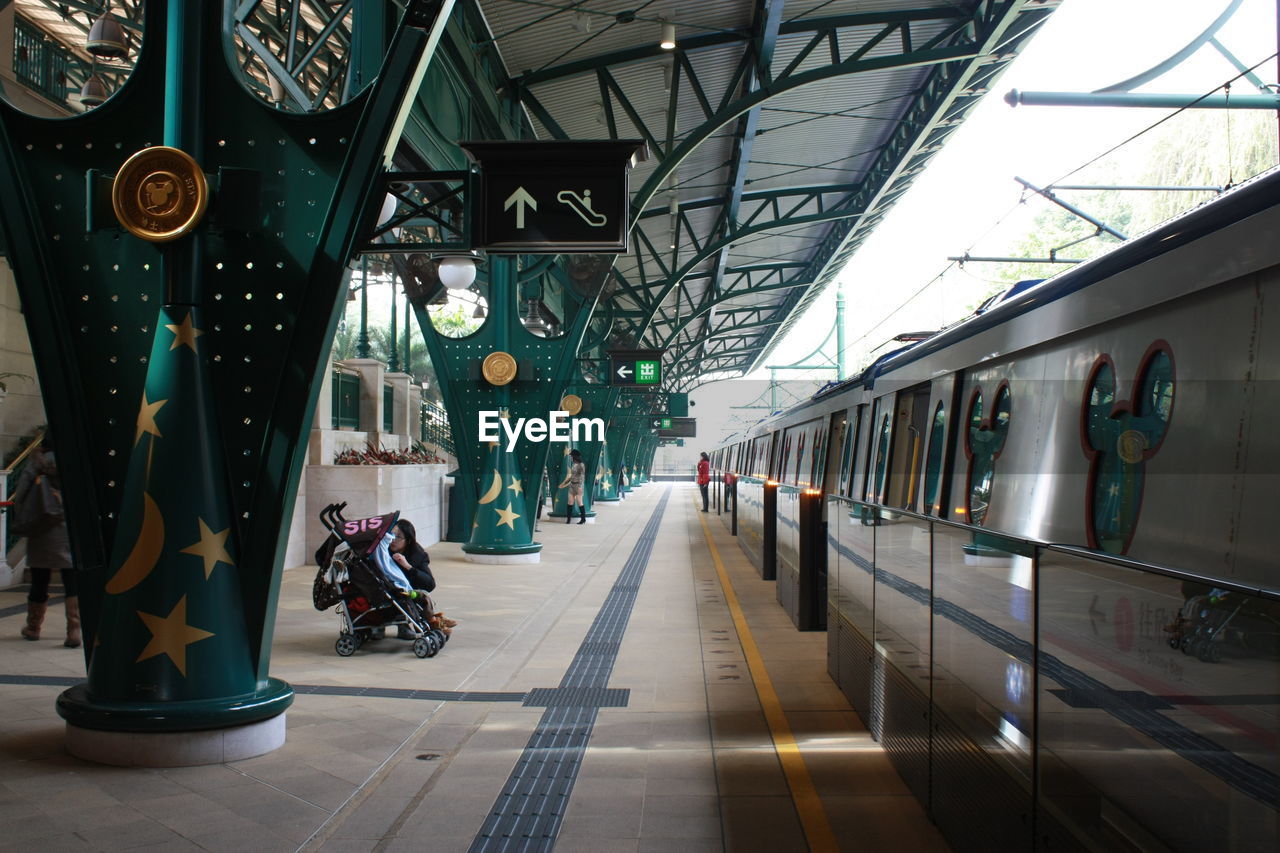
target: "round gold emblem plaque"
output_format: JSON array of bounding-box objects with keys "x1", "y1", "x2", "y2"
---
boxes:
[
  {"x1": 1116, "y1": 429, "x2": 1147, "y2": 464},
  {"x1": 112, "y1": 146, "x2": 209, "y2": 242},
  {"x1": 482, "y1": 351, "x2": 518, "y2": 386},
  {"x1": 560, "y1": 394, "x2": 583, "y2": 416}
]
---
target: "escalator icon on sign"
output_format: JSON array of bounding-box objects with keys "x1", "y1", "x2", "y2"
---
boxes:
[{"x1": 557, "y1": 189, "x2": 608, "y2": 227}]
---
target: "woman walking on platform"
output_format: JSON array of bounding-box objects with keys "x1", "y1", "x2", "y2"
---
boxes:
[
  {"x1": 15, "y1": 436, "x2": 79, "y2": 647},
  {"x1": 559, "y1": 449, "x2": 587, "y2": 524},
  {"x1": 697, "y1": 452, "x2": 711, "y2": 512}
]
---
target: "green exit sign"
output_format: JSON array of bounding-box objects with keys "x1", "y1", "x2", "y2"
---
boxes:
[{"x1": 636, "y1": 360, "x2": 660, "y2": 384}]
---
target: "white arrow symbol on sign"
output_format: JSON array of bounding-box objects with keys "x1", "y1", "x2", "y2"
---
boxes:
[
  {"x1": 616, "y1": 364, "x2": 633, "y2": 380},
  {"x1": 504, "y1": 187, "x2": 537, "y2": 229}
]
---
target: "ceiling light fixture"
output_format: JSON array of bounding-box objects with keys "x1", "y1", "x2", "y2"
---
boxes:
[
  {"x1": 521, "y1": 299, "x2": 547, "y2": 333},
  {"x1": 86, "y1": 8, "x2": 128, "y2": 59},
  {"x1": 79, "y1": 73, "x2": 108, "y2": 107},
  {"x1": 438, "y1": 255, "x2": 479, "y2": 290},
  {"x1": 659, "y1": 21, "x2": 676, "y2": 50}
]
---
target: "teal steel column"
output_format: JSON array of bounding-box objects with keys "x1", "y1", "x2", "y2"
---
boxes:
[
  {"x1": 80, "y1": 0, "x2": 276, "y2": 733},
  {"x1": 411, "y1": 250, "x2": 608, "y2": 558},
  {"x1": 0, "y1": 0, "x2": 454, "y2": 737},
  {"x1": 388, "y1": 275, "x2": 401, "y2": 372},
  {"x1": 357, "y1": 257, "x2": 371, "y2": 359},
  {"x1": 403, "y1": 289, "x2": 412, "y2": 374},
  {"x1": 461, "y1": 256, "x2": 539, "y2": 557},
  {"x1": 836, "y1": 285, "x2": 847, "y2": 381}
]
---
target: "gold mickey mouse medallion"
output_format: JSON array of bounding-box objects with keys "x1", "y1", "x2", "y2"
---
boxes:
[
  {"x1": 482, "y1": 351, "x2": 518, "y2": 386},
  {"x1": 112, "y1": 146, "x2": 209, "y2": 242}
]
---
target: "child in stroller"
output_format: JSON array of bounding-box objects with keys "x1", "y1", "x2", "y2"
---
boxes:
[{"x1": 312, "y1": 503, "x2": 451, "y2": 658}]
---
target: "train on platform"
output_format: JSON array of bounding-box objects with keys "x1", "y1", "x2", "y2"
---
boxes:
[
  {"x1": 710, "y1": 167, "x2": 1280, "y2": 853},
  {"x1": 715, "y1": 166, "x2": 1280, "y2": 590}
]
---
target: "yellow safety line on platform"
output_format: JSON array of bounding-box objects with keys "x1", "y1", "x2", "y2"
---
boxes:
[{"x1": 695, "y1": 502, "x2": 838, "y2": 852}]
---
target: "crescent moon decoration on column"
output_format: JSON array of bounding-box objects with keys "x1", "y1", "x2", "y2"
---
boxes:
[
  {"x1": 105, "y1": 492, "x2": 165, "y2": 595},
  {"x1": 477, "y1": 469, "x2": 504, "y2": 504}
]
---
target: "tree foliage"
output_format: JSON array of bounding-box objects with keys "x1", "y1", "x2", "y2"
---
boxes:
[{"x1": 980, "y1": 108, "x2": 1278, "y2": 307}]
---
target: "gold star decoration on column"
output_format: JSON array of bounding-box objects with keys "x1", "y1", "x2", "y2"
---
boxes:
[
  {"x1": 508, "y1": 476, "x2": 523, "y2": 496},
  {"x1": 495, "y1": 503, "x2": 521, "y2": 529},
  {"x1": 135, "y1": 392, "x2": 167, "y2": 446},
  {"x1": 164, "y1": 312, "x2": 204, "y2": 352},
  {"x1": 179, "y1": 518, "x2": 236, "y2": 580},
  {"x1": 135, "y1": 595, "x2": 215, "y2": 677}
]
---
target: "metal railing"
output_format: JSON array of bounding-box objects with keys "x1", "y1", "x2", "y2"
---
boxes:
[
  {"x1": 825, "y1": 494, "x2": 1279, "y2": 852},
  {"x1": 331, "y1": 370, "x2": 360, "y2": 430},
  {"x1": 419, "y1": 399, "x2": 452, "y2": 456},
  {"x1": 12, "y1": 16, "x2": 80, "y2": 106}
]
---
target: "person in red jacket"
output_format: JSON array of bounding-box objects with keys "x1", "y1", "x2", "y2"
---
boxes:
[{"x1": 696, "y1": 452, "x2": 711, "y2": 512}]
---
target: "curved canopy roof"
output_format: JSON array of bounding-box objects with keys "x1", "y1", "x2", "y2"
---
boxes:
[
  {"x1": 6, "y1": 0, "x2": 1061, "y2": 394},
  {"x1": 474, "y1": 0, "x2": 1062, "y2": 390}
]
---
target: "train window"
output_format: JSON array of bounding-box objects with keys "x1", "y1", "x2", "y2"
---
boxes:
[
  {"x1": 838, "y1": 413, "x2": 855, "y2": 496},
  {"x1": 871, "y1": 412, "x2": 891, "y2": 504},
  {"x1": 923, "y1": 402, "x2": 946, "y2": 516},
  {"x1": 847, "y1": 406, "x2": 866, "y2": 499},
  {"x1": 966, "y1": 384, "x2": 1011, "y2": 526},
  {"x1": 1083, "y1": 347, "x2": 1174, "y2": 552},
  {"x1": 812, "y1": 426, "x2": 827, "y2": 488}
]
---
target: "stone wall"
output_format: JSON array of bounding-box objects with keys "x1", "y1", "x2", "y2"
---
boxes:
[{"x1": 300, "y1": 463, "x2": 450, "y2": 561}]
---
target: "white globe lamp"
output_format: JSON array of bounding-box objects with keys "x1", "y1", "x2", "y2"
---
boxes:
[{"x1": 438, "y1": 256, "x2": 478, "y2": 290}]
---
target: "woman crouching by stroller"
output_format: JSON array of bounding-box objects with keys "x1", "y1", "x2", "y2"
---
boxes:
[
  {"x1": 388, "y1": 520, "x2": 434, "y2": 593},
  {"x1": 387, "y1": 519, "x2": 456, "y2": 638}
]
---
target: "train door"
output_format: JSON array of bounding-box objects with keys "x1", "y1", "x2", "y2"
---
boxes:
[
  {"x1": 822, "y1": 410, "x2": 848, "y2": 496},
  {"x1": 810, "y1": 420, "x2": 828, "y2": 490},
  {"x1": 755, "y1": 434, "x2": 773, "y2": 479},
  {"x1": 770, "y1": 430, "x2": 785, "y2": 482},
  {"x1": 886, "y1": 383, "x2": 934, "y2": 510},
  {"x1": 845, "y1": 403, "x2": 867, "y2": 498},
  {"x1": 866, "y1": 395, "x2": 894, "y2": 503},
  {"x1": 919, "y1": 373, "x2": 961, "y2": 518}
]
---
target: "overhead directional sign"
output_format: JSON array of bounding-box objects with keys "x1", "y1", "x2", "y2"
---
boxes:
[
  {"x1": 655, "y1": 417, "x2": 696, "y2": 438},
  {"x1": 460, "y1": 140, "x2": 647, "y2": 254},
  {"x1": 609, "y1": 348, "x2": 664, "y2": 387}
]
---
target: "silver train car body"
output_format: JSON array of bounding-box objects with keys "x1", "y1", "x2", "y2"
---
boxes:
[
  {"x1": 711, "y1": 168, "x2": 1280, "y2": 851},
  {"x1": 719, "y1": 166, "x2": 1280, "y2": 590}
]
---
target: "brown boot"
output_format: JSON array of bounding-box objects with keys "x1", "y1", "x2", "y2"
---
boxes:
[
  {"x1": 64, "y1": 597, "x2": 82, "y2": 648},
  {"x1": 21, "y1": 601, "x2": 46, "y2": 641}
]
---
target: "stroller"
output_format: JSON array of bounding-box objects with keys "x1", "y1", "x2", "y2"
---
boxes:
[
  {"x1": 1164, "y1": 587, "x2": 1280, "y2": 663},
  {"x1": 312, "y1": 503, "x2": 449, "y2": 658}
]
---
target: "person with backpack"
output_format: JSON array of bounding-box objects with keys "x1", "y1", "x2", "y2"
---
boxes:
[{"x1": 13, "y1": 436, "x2": 78, "y2": 647}]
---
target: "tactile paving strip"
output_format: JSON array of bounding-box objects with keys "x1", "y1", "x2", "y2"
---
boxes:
[
  {"x1": 470, "y1": 487, "x2": 671, "y2": 853},
  {"x1": 522, "y1": 687, "x2": 630, "y2": 708}
]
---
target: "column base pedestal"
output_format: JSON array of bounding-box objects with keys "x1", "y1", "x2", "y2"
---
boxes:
[
  {"x1": 462, "y1": 542, "x2": 542, "y2": 564},
  {"x1": 65, "y1": 712, "x2": 287, "y2": 767}
]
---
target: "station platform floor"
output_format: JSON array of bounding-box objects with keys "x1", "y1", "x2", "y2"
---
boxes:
[{"x1": 0, "y1": 483, "x2": 948, "y2": 852}]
